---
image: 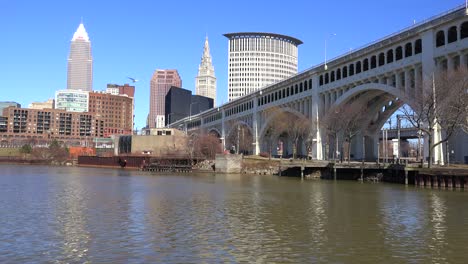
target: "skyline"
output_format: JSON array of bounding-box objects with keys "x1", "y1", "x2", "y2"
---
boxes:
[{"x1": 1, "y1": 0, "x2": 463, "y2": 129}]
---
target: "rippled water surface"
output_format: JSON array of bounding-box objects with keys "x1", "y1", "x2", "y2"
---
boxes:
[{"x1": 1, "y1": 165, "x2": 467, "y2": 263}]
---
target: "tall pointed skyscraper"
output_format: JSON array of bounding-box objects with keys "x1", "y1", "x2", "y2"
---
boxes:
[
  {"x1": 67, "y1": 23, "x2": 93, "y2": 91},
  {"x1": 195, "y1": 37, "x2": 217, "y2": 105}
]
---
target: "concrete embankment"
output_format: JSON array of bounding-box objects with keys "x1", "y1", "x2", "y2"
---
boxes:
[{"x1": 222, "y1": 155, "x2": 468, "y2": 188}]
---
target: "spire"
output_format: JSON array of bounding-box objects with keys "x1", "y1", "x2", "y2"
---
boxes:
[
  {"x1": 195, "y1": 35, "x2": 217, "y2": 105},
  {"x1": 72, "y1": 22, "x2": 90, "y2": 42},
  {"x1": 203, "y1": 36, "x2": 210, "y2": 58},
  {"x1": 198, "y1": 36, "x2": 214, "y2": 76}
]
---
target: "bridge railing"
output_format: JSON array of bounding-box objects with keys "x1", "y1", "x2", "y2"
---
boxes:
[{"x1": 304, "y1": 4, "x2": 466, "y2": 73}]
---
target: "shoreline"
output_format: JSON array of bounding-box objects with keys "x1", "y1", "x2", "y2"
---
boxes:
[{"x1": 2, "y1": 160, "x2": 467, "y2": 188}]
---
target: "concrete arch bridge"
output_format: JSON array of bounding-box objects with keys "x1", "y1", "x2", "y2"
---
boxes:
[{"x1": 170, "y1": 6, "x2": 468, "y2": 163}]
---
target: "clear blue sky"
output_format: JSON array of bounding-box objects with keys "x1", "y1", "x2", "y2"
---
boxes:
[{"x1": 1, "y1": 0, "x2": 463, "y2": 129}]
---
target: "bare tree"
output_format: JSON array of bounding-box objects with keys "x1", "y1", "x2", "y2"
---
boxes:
[
  {"x1": 400, "y1": 67, "x2": 468, "y2": 168},
  {"x1": 341, "y1": 101, "x2": 368, "y2": 163},
  {"x1": 321, "y1": 105, "x2": 346, "y2": 161},
  {"x1": 322, "y1": 100, "x2": 368, "y2": 163},
  {"x1": 225, "y1": 121, "x2": 253, "y2": 155},
  {"x1": 285, "y1": 115, "x2": 313, "y2": 159},
  {"x1": 195, "y1": 133, "x2": 223, "y2": 159},
  {"x1": 31, "y1": 139, "x2": 69, "y2": 164},
  {"x1": 262, "y1": 107, "x2": 288, "y2": 159},
  {"x1": 185, "y1": 132, "x2": 198, "y2": 162}
]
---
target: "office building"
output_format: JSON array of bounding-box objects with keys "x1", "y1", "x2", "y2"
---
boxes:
[
  {"x1": 191, "y1": 95, "x2": 214, "y2": 114},
  {"x1": 106, "y1": 83, "x2": 135, "y2": 131},
  {"x1": 67, "y1": 23, "x2": 93, "y2": 91},
  {"x1": 165, "y1": 86, "x2": 191, "y2": 125},
  {"x1": 149, "y1": 69, "x2": 182, "y2": 128},
  {"x1": 29, "y1": 99, "x2": 55, "y2": 110},
  {"x1": 224, "y1": 32, "x2": 302, "y2": 101},
  {"x1": 88, "y1": 91, "x2": 134, "y2": 137},
  {"x1": 195, "y1": 37, "x2": 217, "y2": 105},
  {"x1": 0, "y1": 101, "x2": 21, "y2": 114},
  {"x1": 106, "y1": 83, "x2": 135, "y2": 97},
  {"x1": 55, "y1": 90, "x2": 89, "y2": 112},
  {"x1": 165, "y1": 86, "x2": 213, "y2": 126}
]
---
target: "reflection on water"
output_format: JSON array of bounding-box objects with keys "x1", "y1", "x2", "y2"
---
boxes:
[
  {"x1": 0, "y1": 165, "x2": 467, "y2": 263},
  {"x1": 429, "y1": 192, "x2": 448, "y2": 263},
  {"x1": 54, "y1": 176, "x2": 91, "y2": 262}
]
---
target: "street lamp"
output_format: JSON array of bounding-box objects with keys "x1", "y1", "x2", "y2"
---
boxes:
[
  {"x1": 167, "y1": 113, "x2": 176, "y2": 126},
  {"x1": 324, "y1": 33, "x2": 336, "y2": 70}
]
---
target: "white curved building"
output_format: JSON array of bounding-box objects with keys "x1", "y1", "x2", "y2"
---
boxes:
[{"x1": 224, "y1": 32, "x2": 302, "y2": 101}]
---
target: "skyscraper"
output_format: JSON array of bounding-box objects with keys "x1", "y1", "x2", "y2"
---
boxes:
[
  {"x1": 149, "y1": 69, "x2": 182, "y2": 128},
  {"x1": 195, "y1": 37, "x2": 217, "y2": 105},
  {"x1": 224, "y1": 32, "x2": 302, "y2": 101},
  {"x1": 67, "y1": 23, "x2": 93, "y2": 91}
]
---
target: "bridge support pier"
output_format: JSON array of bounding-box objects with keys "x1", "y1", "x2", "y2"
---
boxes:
[{"x1": 405, "y1": 170, "x2": 408, "y2": 185}]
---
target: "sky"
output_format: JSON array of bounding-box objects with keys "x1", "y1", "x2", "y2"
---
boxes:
[{"x1": 0, "y1": 0, "x2": 464, "y2": 129}]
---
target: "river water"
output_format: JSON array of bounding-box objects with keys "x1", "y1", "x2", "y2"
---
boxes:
[{"x1": 0, "y1": 165, "x2": 467, "y2": 263}]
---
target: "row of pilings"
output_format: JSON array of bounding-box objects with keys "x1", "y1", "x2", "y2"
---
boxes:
[
  {"x1": 278, "y1": 161, "x2": 468, "y2": 189},
  {"x1": 414, "y1": 173, "x2": 468, "y2": 188}
]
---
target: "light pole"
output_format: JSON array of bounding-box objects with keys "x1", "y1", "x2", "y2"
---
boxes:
[
  {"x1": 236, "y1": 125, "x2": 240, "y2": 155},
  {"x1": 167, "y1": 113, "x2": 174, "y2": 126},
  {"x1": 324, "y1": 33, "x2": 336, "y2": 70},
  {"x1": 189, "y1": 102, "x2": 198, "y2": 121},
  {"x1": 397, "y1": 115, "x2": 401, "y2": 163}
]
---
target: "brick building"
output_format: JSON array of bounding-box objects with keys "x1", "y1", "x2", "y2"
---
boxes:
[
  {"x1": 149, "y1": 69, "x2": 181, "y2": 128},
  {"x1": 0, "y1": 107, "x2": 100, "y2": 146},
  {"x1": 88, "y1": 91, "x2": 133, "y2": 137}
]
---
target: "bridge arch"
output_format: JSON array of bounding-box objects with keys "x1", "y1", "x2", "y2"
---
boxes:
[
  {"x1": 258, "y1": 107, "x2": 309, "y2": 140},
  {"x1": 257, "y1": 107, "x2": 311, "y2": 157},
  {"x1": 207, "y1": 128, "x2": 222, "y2": 138},
  {"x1": 331, "y1": 83, "x2": 411, "y2": 110},
  {"x1": 329, "y1": 82, "x2": 417, "y2": 134},
  {"x1": 225, "y1": 120, "x2": 254, "y2": 154},
  {"x1": 226, "y1": 120, "x2": 253, "y2": 138}
]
